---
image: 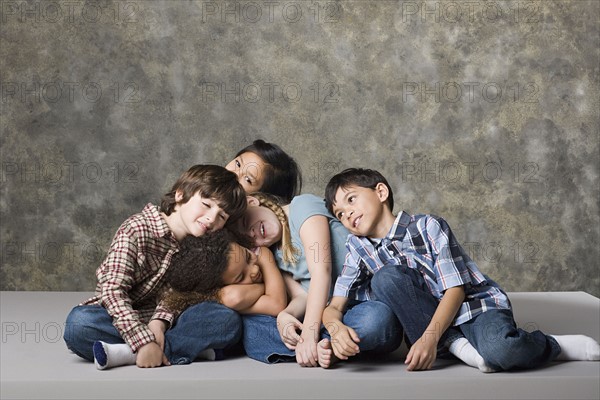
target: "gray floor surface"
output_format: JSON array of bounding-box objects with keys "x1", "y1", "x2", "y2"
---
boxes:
[{"x1": 1, "y1": 291, "x2": 599, "y2": 400}]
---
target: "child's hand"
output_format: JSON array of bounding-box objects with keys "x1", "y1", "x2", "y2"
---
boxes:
[
  {"x1": 148, "y1": 319, "x2": 167, "y2": 351},
  {"x1": 405, "y1": 333, "x2": 438, "y2": 371},
  {"x1": 295, "y1": 337, "x2": 319, "y2": 367},
  {"x1": 329, "y1": 324, "x2": 361, "y2": 360},
  {"x1": 277, "y1": 311, "x2": 303, "y2": 350},
  {"x1": 136, "y1": 342, "x2": 170, "y2": 368}
]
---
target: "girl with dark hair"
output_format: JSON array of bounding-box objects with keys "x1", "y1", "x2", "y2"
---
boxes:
[{"x1": 226, "y1": 139, "x2": 302, "y2": 203}]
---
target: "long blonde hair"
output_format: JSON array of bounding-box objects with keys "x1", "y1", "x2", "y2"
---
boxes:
[{"x1": 250, "y1": 192, "x2": 300, "y2": 266}]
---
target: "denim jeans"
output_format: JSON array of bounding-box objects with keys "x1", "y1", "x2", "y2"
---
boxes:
[
  {"x1": 371, "y1": 264, "x2": 562, "y2": 370},
  {"x1": 64, "y1": 302, "x2": 242, "y2": 364},
  {"x1": 371, "y1": 264, "x2": 461, "y2": 351},
  {"x1": 242, "y1": 300, "x2": 402, "y2": 364},
  {"x1": 458, "y1": 308, "x2": 561, "y2": 370}
]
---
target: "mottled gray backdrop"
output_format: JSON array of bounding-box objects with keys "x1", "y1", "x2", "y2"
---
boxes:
[{"x1": 1, "y1": 0, "x2": 598, "y2": 296}]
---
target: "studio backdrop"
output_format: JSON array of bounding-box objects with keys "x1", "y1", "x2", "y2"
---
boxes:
[{"x1": 1, "y1": 0, "x2": 598, "y2": 296}]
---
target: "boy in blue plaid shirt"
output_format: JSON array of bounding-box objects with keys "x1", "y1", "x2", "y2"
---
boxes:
[{"x1": 323, "y1": 168, "x2": 599, "y2": 371}]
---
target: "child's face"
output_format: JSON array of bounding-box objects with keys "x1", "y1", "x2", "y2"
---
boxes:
[
  {"x1": 234, "y1": 198, "x2": 282, "y2": 247},
  {"x1": 222, "y1": 243, "x2": 263, "y2": 285},
  {"x1": 225, "y1": 151, "x2": 268, "y2": 194},
  {"x1": 174, "y1": 191, "x2": 229, "y2": 237},
  {"x1": 331, "y1": 184, "x2": 388, "y2": 237}
]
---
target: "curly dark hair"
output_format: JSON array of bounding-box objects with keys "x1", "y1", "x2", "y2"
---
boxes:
[{"x1": 161, "y1": 229, "x2": 253, "y2": 313}]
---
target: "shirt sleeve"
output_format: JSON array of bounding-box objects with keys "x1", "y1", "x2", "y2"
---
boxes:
[
  {"x1": 424, "y1": 216, "x2": 473, "y2": 292},
  {"x1": 96, "y1": 226, "x2": 156, "y2": 353},
  {"x1": 289, "y1": 194, "x2": 332, "y2": 231},
  {"x1": 152, "y1": 304, "x2": 177, "y2": 327},
  {"x1": 333, "y1": 239, "x2": 371, "y2": 299}
]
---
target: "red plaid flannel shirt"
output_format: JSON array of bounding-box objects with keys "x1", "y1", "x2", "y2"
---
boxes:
[{"x1": 81, "y1": 203, "x2": 179, "y2": 352}]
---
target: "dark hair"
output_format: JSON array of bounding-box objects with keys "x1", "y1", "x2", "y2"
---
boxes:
[
  {"x1": 160, "y1": 165, "x2": 247, "y2": 223},
  {"x1": 235, "y1": 140, "x2": 302, "y2": 203},
  {"x1": 161, "y1": 229, "x2": 250, "y2": 312},
  {"x1": 324, "y1": 168, "x2": 394, "y2": 215}
]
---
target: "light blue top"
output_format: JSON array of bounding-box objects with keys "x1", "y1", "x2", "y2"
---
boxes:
[{"x1": 274, "y1": 194, "x2": 350, "y2": 294}]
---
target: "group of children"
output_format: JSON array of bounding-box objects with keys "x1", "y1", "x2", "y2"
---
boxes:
[{"x1": 64, "y1": 140, "x2": 600, "y2": 371}]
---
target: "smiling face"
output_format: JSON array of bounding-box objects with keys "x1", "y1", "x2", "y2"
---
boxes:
[
  {"x1": 222, "y1": 242, "x2": 263, "y2": 285},
  {"x1": 225, "y1": 151, "x2": 268, "y2": 194},
  {"x1": 234, "y1": 196, "x2": 283, "y2": 247},
  {"x1": 331, "y1": 183, "x2": 395, "y2": 239},
  {"x1": 172, "y1": 191, "x2": 229, "y2": 240}
]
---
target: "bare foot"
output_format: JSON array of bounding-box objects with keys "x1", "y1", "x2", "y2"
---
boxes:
[{"x1": 317, "y1": 339, "x2": 338, "y2": 369}]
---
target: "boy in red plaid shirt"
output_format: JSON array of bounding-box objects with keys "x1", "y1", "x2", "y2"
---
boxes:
[{"x1": 64, "y1": 165, "x2": 246, "y2": 368}]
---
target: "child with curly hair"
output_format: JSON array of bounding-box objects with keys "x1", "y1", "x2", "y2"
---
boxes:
[{"x1": 92, "y1": 229, "x2": 287, "y2": 369}]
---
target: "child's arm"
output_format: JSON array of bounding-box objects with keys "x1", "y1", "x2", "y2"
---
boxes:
[
  {"x1": 295, "y1": 215, "x2": 333, "y2": 367},
  {"x1": 137, "y1": 320, "x2": 170, "y2": 367},
  {"x1": 277, "y1": 274, "x2": 308, "y2": 349},
  {"x1": 405, "y1": 286, "x2": 465, "y2": 371},
  {"x1": 406, "y1": 216, "x2": 473, "y2": 371},
  {"x1": 219, "y1": 283, "x2": 265, "y2": 310},
  {"x1": 226, "y1": 247, "x2": 287, "y2": 316},
  {"x1": 97, "y1": 229, "x2": 170, "y2": 357},
  {"x1": 323, "y1": 296, "x2": 360, "y2": 360}
]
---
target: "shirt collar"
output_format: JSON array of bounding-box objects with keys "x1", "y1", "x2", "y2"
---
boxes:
[
  {"x1": 385, "y1": 211, "x2": 412, "y2": 242},
  {"x1": 141, "y1": 203, "x2": 172, "y2": 239}
]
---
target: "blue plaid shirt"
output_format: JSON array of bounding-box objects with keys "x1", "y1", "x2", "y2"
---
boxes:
[{"x1": 332, "y1": 212, "x2": 511, "y2": 326}]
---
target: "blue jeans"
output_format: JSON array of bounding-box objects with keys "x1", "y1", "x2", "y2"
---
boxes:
[
  {"x1": 64, "y1": 303, "x2": 242, "y2": 364},
  {"x1": 459, "y1": 308, "x2": 561, "y2": 370},
  {"x1": 242, "y1": 300, "x2": 402, "y2": 364},
  {"x1": 371, "y1": 264, "x2": 461, "y2": 351},
  {"x1": 371, "y1": 264, "x2": 561, "y2": 370}
]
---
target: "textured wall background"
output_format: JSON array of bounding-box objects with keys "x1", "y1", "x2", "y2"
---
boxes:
[{"x1": 1, "y1": 0, "x2": 598, "y2": 296}]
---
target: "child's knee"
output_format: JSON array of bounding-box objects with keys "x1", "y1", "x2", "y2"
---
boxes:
[
  {"x1": 371, "y1": 266, "x2": 412, "y2": 297},
  {"x1": 64, "y1": 306, "x2": 99, "y2": 341}
]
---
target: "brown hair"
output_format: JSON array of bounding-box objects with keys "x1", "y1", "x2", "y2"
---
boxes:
[
  {"x1": 249, "y1": 192, "x2": 299, "y2": 266},
  {"x1": 160, "y1": 165, "x2": 247, "y2": 223}
]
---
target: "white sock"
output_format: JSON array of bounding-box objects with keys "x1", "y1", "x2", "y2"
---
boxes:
[
  {"x1": 93, "y1": 341, "x2": 136, "y2": 370},
  {"x1": 551, "y1": 335, "x2": 600, "y2": 361},
  {"x1": 197, "y1": 348, "x2": 216, "y2": 361},
  {"x1": 448, "y1": 337, "x2": 496, "y2": 373}
]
